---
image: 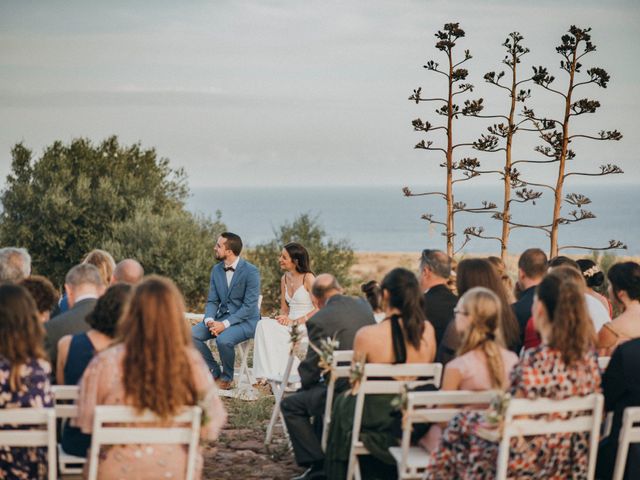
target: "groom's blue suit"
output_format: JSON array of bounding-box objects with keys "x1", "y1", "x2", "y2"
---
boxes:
[{"x1": 192, "y1": 258, "x2": 261, "y2": 381}]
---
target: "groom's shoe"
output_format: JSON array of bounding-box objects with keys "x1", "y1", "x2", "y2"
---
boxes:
[{"x1": 216, "y1": 378, "x2": 234, "y2": 390}]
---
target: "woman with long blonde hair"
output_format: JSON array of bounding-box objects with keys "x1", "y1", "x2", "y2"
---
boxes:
[{"x1": 75, "y1": 275, "x2": 226, "y2": 479}]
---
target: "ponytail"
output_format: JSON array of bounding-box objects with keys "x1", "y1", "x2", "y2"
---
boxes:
[{"x1": 380, "y1": 268, "x2": 426, "y2": 350}]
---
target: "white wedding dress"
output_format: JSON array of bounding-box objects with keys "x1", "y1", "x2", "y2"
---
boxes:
[{"x1": 252, "y1": 285, "x2": 315, "y2": 380}]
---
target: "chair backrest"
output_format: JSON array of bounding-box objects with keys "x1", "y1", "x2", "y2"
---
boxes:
[
  {"x1": 87, "y1": 405, "x2": 202, "y2": 480},
  {"x1": 598, "y1": 356, "x2": 611, "y2": 371},
  {"x1": 396, "y1": 390, "x2": 497, "y2": 477},
  {"x1": 321, "y1": 350, "x2": 354, "y2": 451},
  {"x1": 612, "y1": 406, "x2": 640, "y2": 480},
  {"x1": 0, "y1": 407, "x2": 57, "y2": 480},
  {"x1": 52, "y1": 384, "x2": 81, "y2": 419},
  {"x1": 495, "y1": 393, "x2": 604, "y2": 480}
]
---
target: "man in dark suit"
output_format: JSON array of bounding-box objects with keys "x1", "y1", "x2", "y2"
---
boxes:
[
  {"x1": 512, "y1": 248, "x2": 547, "y2": 348},
  {"x1": 419, "y1": 249, "x2": 457, "y2": 346},
  {"x1": 191, "y1": 232, "x2": 260, "y2": 390},
  {"x1": 281, "y1": 274, "x2": 375, "y2": 480},
  {"x1": 44, "y1": 263, "x2": 102, "y2": 376}
]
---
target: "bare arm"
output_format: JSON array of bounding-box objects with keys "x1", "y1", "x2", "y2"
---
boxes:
[
  {"x1": 440, "y1": 364, "x2": 462, "y2": 391},
  {"x1": 280, "y1": 275, "x2": 289, "y2": 316},
  {"x1": 56, "y1": 335, "x2": 72, "y2": 385}
]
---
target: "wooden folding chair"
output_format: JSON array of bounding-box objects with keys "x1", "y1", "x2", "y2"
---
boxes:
[
  {"x1": 495, "y1": 393, "x2": 603, "y2": 480},
  {"x1": 321, "y1": 349, "x2": 354, "y2": 452},
  {"x1": 87, "y1": 405, "x2": 202, "y2": 480},
  {"x1": 0, "y1": 407, "x2": 57, "y2": 480},
  {"x1": 612, "y1": 406, "x2": 640, "y2": 480},
  {"x1": 346, "y1": 362, "x2": 443, "y2": 480},
  {"x1": 52, "y1": 384, "x2": 86, "y2": 475}
]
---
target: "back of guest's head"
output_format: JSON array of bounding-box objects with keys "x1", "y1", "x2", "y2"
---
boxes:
[
  {"x1": 361, "y1": 281, "x2": 382, "y2": 312},
  {"x1": 19, "y1": 275, "x2": 59, "y2": 316},
  {"x1": 113, "y1": 259, "x2": 144, "y2": 285},
  {"x1": 221, "y1": 232, "x2": 243, "y2": 256},
  {"x1": 311, "y1": 274, "x2": 342, "y2": 302},
  {"x1": 548, "y1": 265, "x2": 587, "y2": 291},
  {"x1": 381, "y1": 268, "x2": 426, "y2": 350},
  {"x1": 548, "y1": 255, "x2": 579, "y2": 271},
  {"x1": 518, "y1": 248, "x2": 548, "y2": 279},
  {"x1": 420, "y1": 249, "x2": 451, "y2": 279},
  {"x1": 536, "y1": 270, "x2": 593, "y2": 365},
  {"x1": 284, "y1": 242, "x2": 313, "y2": 274},
  {"x1": 82, "y1": 249, "x2": 116, "y2": 287},
  {"x1": 456, "y1": 258, "x2": 520, "y2": 350},
  {"x1": 607, "y1": 261, "x2": 640, "y2": 302},
  {"x1": 487, "y1": 256, "x2": 515, "y2": 301},
  {"x1": 118, "y1": 275, "x2": 196, "y2": 419},
  {"x1": 457, "y1": 287, "x2": 507, "y2": 389},
  {"x1": 86, "y1": 283, "x2": 132, "y2": 337},
  {"x1": 65, "y1": 263, "x2": 103, "y2": 290},
  {"x1": 576, "y1": 259, "x2": 605, "y2": 289},
  {"x1": 0, "y1": 247, "x2": 31, "y2": 284},
  {"x1": 0, "y1": 284, "x2": 45, "y2": 389}
]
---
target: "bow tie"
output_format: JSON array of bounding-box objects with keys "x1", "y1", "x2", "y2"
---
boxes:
[{"x1": 223, "y1": 266, "x2": 235, "y2": 272}]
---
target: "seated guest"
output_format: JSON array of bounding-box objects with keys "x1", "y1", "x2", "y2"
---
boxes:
[
  {"x1": 53, "y1": 249, "x2": 114, "y2": 317},
  {"x1": 512, "y1": 248, "x2": 547, "y2": 349},
  {"x1": 487, "y1": 256, "x2": 516, "y2": 304},
  {"x1": 596, "y1": 337, "x2": 640, "y2": 479},
  {"x1": 0, "y1": 284, "x2": 53, "y2": 479},
  {"x1": 420, "y1": 287, "x2": 518, "y2": 452},
  {"x1": 438, "y1": 258, "x2": 520, "y2": 364},
  {"x1": 57, "y1": 283, "x2": 132, "y2": 457},
  {"x1": 74, "y1": 276, "x2": 227, "y2": 479},
  {"x1": 280, "y1": 274, "x2": 375, "y2": 480},
  {"x1": 20, "y1": 275, "x2": 59, "y2": 322},
  {"x1": 419, "y1": 249, "x2": 457, "y2": 345},
  {"x1": 324, "y1": 268, "x2": 437, "y2": 480},
  {"x1": 45, "y1": 264, "x2": 102, "y2": 374},
  {"x1": 577, "y1": 258, "x2": 612, "y2": 316},
  {"x1": 425, "y1": 269, "x2": 600, "y2": 478},
  {"x1": 597, "y1": 261, "x2": 640, "y2": 356},
  {"x1": 362, "y1": 280, "x2": 385, "y2": 322},
  {"x1": 0, "y1": 247, "x2": 31, "y2": 284},
  {"x1": 111, "y1": 258, "x2": 144, "y2": 284}
]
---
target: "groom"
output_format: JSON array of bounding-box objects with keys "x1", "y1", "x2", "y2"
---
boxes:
[{"x1": 192, "y1": 232, "x2": 261, "y2": 389}]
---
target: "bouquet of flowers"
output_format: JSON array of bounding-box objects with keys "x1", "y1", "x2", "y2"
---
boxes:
[
  {"x1": 475, "y1": 392, "x2": 511, "y2": 442},
  {"x1": 348, "y1": 352, "x2": 367, "y2": 395},
  {"x1": 309, "y1": 335, "x2": 340, "y2": 377}
]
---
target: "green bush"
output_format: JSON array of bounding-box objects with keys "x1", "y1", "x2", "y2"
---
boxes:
[
  {"x1": 245, "y1": 214, "x2": 354, "y2": 314},
  {"x1": 0, "y1": 136, "x2": 224, "y2": 308}
]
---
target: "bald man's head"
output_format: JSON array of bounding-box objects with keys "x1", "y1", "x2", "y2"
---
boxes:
[
  {"x1": 311, "y1": 273, "x2": 342, "y2": 307},
  {"x1": 112, "y1": 259, "x2": 144, "y2": 285}
]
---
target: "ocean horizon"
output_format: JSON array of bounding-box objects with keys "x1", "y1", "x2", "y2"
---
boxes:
[{"x1": 187, "y1": 185, "x2": 639, "y2": 256}]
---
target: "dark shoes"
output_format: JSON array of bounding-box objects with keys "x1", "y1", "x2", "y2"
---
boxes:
[{"x1": 291, "y1": 464, "x2": 326, "y2": 480}]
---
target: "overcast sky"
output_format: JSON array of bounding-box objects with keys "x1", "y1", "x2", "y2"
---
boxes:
[{"x1": 1, "y1": 0, "x2": 638, "y2": 188}]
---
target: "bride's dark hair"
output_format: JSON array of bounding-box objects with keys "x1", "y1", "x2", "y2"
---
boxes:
[{"x1": 284, "y1": 242, "x2": 313, "y2": 274}]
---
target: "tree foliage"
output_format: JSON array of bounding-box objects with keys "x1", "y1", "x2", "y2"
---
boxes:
[
  {"x1": 245, "y1": 214, "x2": 354, "y2": 314},
  {"x1": 0, "y1": 136, "x2": 224, "y2": 308}
]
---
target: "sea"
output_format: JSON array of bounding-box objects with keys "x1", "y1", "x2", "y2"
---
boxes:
[{"x1": 187, "y1": 185, "x2": 639, "y2": 255}]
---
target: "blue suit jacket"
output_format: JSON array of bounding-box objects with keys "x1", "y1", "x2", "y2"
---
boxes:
[{"x1": 204, "y1": 258, "x2": 261, "y2": 327}]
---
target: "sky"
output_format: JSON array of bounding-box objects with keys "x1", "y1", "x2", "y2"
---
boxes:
[{"x1": 1, "y1": 0, "x2": 638, "y2": 188}]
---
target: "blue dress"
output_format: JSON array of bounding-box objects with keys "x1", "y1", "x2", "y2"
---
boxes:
[
  {"x1": 0, "y1": 356, "x2": 53, "y2": 480},
  {"x1": 60, "y1": 332, "x2": 96, "y2": 457}
]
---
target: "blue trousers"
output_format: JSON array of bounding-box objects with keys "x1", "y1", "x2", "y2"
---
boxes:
[{"x1": 191, "y1": 320, "x2": 256, "y2": 381}]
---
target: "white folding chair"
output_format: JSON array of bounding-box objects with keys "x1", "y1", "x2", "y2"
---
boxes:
[
  {"x1": 598, "y1": 356, "x2": 611, "y2": 371},
  {"x1": 0, "y1": 407, "x2": 57, "y2": 480},
  {"x1": 52, "y1": 385, "x2": 86, "y2": 474},
  {"x1": 87, "y1": 405, "x2": 202, "y2": 480},
  {"x1": 321, "y1": 350, "x2": 354, "y2": 452},
  {"x1": 346, "y1": 362, "x2": 443, "y2": 480},
  {"x1": 264, "y1": 351, "x2": 302, "y2": 445},
  {"x1": 495, "y1": 393, "x2": 603, "y2": 480},
  {"x1": 612, "y1": 406, "x2": 640, "y2": 480},
  {"x1": 389, "y1": 389, "x2": 497, "y2": 479}
]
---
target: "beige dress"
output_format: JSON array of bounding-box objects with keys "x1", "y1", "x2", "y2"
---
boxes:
[
  {"x1": 74, "y1": 344, "x2": 227, "y2": 480},
  {"x1": 445, "y1": 348, "x2": 518, "y2": 391}
]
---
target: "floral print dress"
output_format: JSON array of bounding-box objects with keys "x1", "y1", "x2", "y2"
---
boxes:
[
  {"x1": 0, "y1": 356, "x2": 53, "y2": 480},
  {"x1": 425, "y1": 345, "x2": 601, "y2": 479}
]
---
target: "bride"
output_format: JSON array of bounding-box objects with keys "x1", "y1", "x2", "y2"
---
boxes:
[{"x1": 253, "y1": 242, "x2": 317, "y2": 382}]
